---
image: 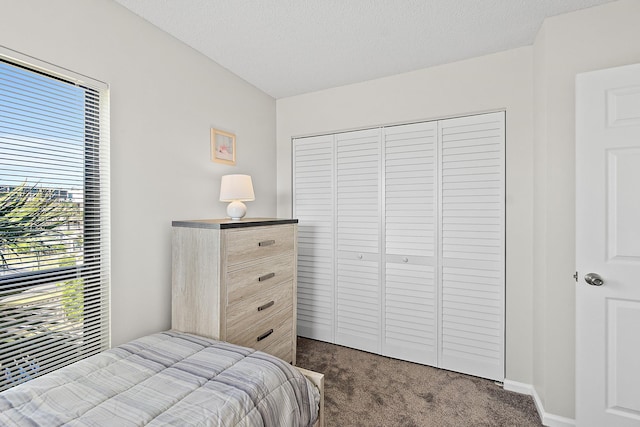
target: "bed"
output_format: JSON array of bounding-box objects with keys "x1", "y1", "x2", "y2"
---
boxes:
[{"x1": 0, "y1": 330, "x2": 324, "y2": 426}]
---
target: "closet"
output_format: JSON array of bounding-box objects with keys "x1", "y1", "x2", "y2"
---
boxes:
[{"x1": 293, "y1": 111, "x2": 504, "y2": 381}]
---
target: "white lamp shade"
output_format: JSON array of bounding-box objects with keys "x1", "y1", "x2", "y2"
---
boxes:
[{"x1": 219, "y1": 174, "x2": 255, "y2": 202}]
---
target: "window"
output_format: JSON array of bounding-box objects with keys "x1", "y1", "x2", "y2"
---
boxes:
[{"x1": 0, "y1": 51, "x2": 110, "y2": 391}]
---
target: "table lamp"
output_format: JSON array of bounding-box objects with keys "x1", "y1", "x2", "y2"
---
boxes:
[{"x1": 219, "y1": 174, "x2": 255, "y2": 220}]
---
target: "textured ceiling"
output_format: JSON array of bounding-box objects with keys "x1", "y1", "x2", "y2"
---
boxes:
[{"x1": 114, "y1": 0, "x2": 615, "y2": 99}]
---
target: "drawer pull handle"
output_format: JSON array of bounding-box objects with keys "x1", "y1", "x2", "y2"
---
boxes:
[
  {"x1": 258, "y1": 240, "x2": 275, "y2": 247},
  {"x1": 258, "y1": 300, "x2": 275, "y2": 311},
  {"x1": 258, "y1": 272, "x2": 275, "y2": 282},
  {"x1": 257, "y1": 329, "x2": 274, "y2": 342}
]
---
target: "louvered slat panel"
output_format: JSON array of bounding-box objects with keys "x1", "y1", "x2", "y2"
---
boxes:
[
  {"x1": 382, "y1": 122, "x2": 437, "y2": 365},
  {"x1": 335, "y1": 256, "x2": 380, "y2": 352},
  {"x1": 336, "y1": 129, "x2": 380, "y2": 253},
  {"x1": 439, "y1": 112, "x2": 505, "y2": 381},
  {"x1": 384, "y1": 262, "x2": 436, "y2": 364},
  {"x1": 384, "y1": 122, "x2": 437, "y2": 257},
  {"x1": 293, "y1": 135, "x2": 335, "y2": 342},
  {"x1": 335, "y1": 128, "x2": 381, "y2": 353}
]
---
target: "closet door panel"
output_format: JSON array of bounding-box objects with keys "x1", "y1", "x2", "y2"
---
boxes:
[
  {"x1": 293, "y1": 135, "x2": 335, "y2": 342},
  {"x1": 382, "y1": 122, "x2": 438, "y2": 365},
  {"x1": 335, "y1": 129, "x2": 381, "y2": 353},
  {"x1": 438, "y1": 112, "x2": 505, "y2": 381}
]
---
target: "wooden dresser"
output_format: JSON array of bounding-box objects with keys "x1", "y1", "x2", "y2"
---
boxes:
[{"x1": 171, "y1": 218, "x2": 298, "y2": 364}]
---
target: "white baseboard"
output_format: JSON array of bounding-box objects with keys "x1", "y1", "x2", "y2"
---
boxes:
[
  {"x1": 503, "y1": 379, "x2": 534, "y2": 395},
  {"x1": 503, "y1": 380, "x2": 575, "y2": 427}
]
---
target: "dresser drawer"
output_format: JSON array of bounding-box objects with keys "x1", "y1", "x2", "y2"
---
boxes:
[
  {"x1": 226, "y1": 280, "x2": 293, "y2": 329},
  {"x1": 226, "y1": 301, "x2": 293, "y2": 354},
  {"x1": 252, "y1": 315, "x2": 293, "y2": 361},
  {"x1": 225, "y1": 225, "x2": 294, "y2": 266},
  {"x1": 261, "y1": 330, "x2": 293, "y2": 362},
  {"x1": 226, "y1": 255, "x2": 294, "y2": 305}
]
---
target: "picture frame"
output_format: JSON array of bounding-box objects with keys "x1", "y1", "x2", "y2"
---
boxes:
[{"x1": 211, "y1": 128, "x2": 236, "y2": 165}]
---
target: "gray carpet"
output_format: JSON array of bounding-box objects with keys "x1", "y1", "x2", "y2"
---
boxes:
[{"x1": 297, "y1": 337, "x2": 542, "y2": 427}]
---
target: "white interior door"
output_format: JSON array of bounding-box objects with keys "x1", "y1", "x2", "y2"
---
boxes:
[
  {"x1": 576, "y1": 63, "x2": 640, "y2": 427},
  {"x1": 293, "y1": 134, "x2": 335, "y2": 342},
  {"x1": 438, "y1": 112, "x2": 505, "y2": 382},
  {"x1": 382, "y1": 122, "x2": 438, "y2": 365},
  {"x1": 334, "y1": 128, "x2": 381, "y2": 353}
]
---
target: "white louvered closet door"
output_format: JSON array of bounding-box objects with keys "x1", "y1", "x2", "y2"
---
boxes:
[
  {"x1": 292, "y1": 112, "x2": 505, "y2": 382},
  {"x1": 383, "y1": 122, "x2": 438, "y2": 365},
  {"x1": 335, "y1": 128, "x2": 381, "y2": 353},
  {"x1": 293, "y1": 134, "x2": 335, "y2": 342},
  {"x1": 438, "y1": 112, "x2": 505, "y2": 381}
]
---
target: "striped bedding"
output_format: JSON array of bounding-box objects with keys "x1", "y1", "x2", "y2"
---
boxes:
[{"x1": 0, "y1": 331, "x2": 320, "y2": 426}]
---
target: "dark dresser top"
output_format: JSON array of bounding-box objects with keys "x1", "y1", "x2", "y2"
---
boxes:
[{"x1": 172, "y1": 218, "x2": 298, "y2": 229}]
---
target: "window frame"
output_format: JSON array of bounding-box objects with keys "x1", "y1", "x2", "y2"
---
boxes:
[{"x1": 0, "y1": 46, "x2": 110, "y2": 390}]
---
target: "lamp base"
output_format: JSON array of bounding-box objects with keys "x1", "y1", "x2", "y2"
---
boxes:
[{"x1": 226, "y1": 201, "x2": 247, "y2": 220}]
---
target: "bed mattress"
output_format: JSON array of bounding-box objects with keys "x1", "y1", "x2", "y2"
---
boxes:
[{"x1": 0, "y1": 331, "x2": 320, "y2": 426}]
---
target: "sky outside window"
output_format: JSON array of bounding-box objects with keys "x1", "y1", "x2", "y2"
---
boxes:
[{"x1": 0, "y1": 60, "x2": 85, "y2": 193}]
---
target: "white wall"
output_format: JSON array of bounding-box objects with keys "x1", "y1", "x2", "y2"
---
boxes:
[
  {"x1": 532, "y1": 0, "x2": 640, "y2": 419},
  {"x1": 0, "y1": 0, "x2": 276, "y2": 346},
  {"x1": 276, "y1": 47, "x2": 535, "y2": 385}
]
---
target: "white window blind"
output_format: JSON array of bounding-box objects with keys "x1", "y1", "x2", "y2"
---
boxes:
[{"x1": 0, "y1": 52, "x2": 110, "y2": 391}]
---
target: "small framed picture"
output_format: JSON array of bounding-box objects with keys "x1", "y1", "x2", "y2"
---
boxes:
[{"x1": 211, "y1": 128, "x2": 236, "y2": 165}]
